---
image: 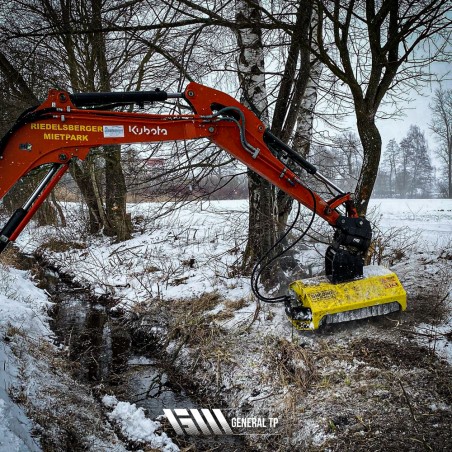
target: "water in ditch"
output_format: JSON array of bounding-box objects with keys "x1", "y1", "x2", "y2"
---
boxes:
[{"x1": 37, "y1": 262, "x2": 243, "y2": 451}]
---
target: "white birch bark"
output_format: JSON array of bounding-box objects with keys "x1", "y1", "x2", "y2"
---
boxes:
[
  {"x1": 235, "y1": 0, "x2": 269, "y2": 122},
  {"x1": 293, "y1": 8, "x2": 322, "y2": 158},
  {"x1": 235, "y1": 0, "x2": 276, "y2": 273}
]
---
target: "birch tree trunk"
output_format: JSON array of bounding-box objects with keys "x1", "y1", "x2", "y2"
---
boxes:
[
  {"x1": 236, "y1": 0, "x2": 316, "y2": 281},
  {"x1": 235, "y1": 0, "x2": 276, "y2": 274},
  {"x1": 292, "y1": 63, "x2": 321, "y2": 157},
  {"x1": 273, "y1": 1, "x2": 314, "y2": 242},
  {"x1": 293, "y1": 6, "x2": 322, "y2": 159},
  {"x1": 278, "y1": 8, "x2": 321, "y2": 250},
  {"x1": 275, "y1": 47, "x2": 320, "y2": 267}
]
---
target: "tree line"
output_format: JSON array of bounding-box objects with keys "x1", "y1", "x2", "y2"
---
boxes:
[
  {"x1": 374, "y1": 88, "x2": 452, "y2": 199},
  {"x1": 374, "y1": 127, "x2": 433, "y2": 198}
]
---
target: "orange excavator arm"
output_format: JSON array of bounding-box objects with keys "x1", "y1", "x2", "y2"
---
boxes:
[{"x1": 0, "y1": 82, "x2": 371, "y2": 284}]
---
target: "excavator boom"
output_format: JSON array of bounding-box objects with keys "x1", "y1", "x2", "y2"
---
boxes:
[{"x1": 0, "y1": 82, "x2": 406, "y2": 329}]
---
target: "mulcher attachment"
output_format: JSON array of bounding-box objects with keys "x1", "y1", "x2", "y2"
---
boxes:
[
  {"x1": 285, "y1": 266, "x2": 407, "y2": 330},
  {"x1": 284, "y1": 216, "x2": 406, "y2": 330}
]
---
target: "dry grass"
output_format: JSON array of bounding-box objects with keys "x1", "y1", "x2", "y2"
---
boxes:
[
  {"x1": 367, "y1": 225, "x2": 420, "y2": 266},
  {"x1": 164, "y1": 292, "x2": 225, "y2": 349},
  {"x1": 264, "y1": 337, "x2": 318, "y2": 392},
  {"x1": 5, "y1": 323, "x2": 28, "y2": 339},
  {"x1": 152, "y1": 293, "x2": 242, "y2": 396},
  {"x1": 224, "y1": 298, "x2": 248, "y2": 311},
  {"x1": 0, "y1": 246, "x2": 22, "y2": 267},
  {"x1": 210, "y1": 298, "x2": 249, "y2": 321},
  {"x1": 38, "y1": 238, "x2": 87, "y2": 253},
  {"x1": 165, "y1": 291, "x2": 222, "y2": 317}
]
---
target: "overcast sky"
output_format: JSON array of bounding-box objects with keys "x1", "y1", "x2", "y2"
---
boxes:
[
  {"x1": 377, "y1": 83, "x2": 451, "y2": 152},
  {"x1": 376, "y1": 60, "x2": 452, "y2": 158}
]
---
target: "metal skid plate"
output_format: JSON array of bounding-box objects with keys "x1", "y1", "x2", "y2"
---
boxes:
[{"x1": 287, "y1": 266, "x2": 407, "y2": 330}]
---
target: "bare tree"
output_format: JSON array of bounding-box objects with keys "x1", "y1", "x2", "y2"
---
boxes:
[
  {"x1": 331, "y1": 131, "x2": 363, "y2": 192},
  {"x1": 234, "y1": 0, "x2": 276, "y2": 273},
  {"x1": 293, "y1": 6, "x2": 323, "y2": 159},
  {"x1": 0, "y1": 49, "x2": 62, "y2": 226},
  {"x1": 234, "y1": 0, "x2": 318, "y2": 276},
  {"x1": 399, "y1": 125, "x2": 433, "y2": 197},
  {"x1": 430, "y1": 87, "x2": 452, "y2": 198},
  {"x1": 312, "y1": 0, "x2": 451, "y2": 214},
  {"x1": 382, "y1": 139, "x2": 400, "y2": 197},
  {"x1": 0, "y1": 0, "x2": 160, "y2": 239}
]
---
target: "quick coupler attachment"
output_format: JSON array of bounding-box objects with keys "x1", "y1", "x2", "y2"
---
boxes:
[{"x1": 325, "y1": 246, "x2": 364, "y2": 283}]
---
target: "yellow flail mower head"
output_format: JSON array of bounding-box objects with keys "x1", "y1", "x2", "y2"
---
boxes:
[{"x1": 285, "y1": 266, "x2": 407, "y2": 330}]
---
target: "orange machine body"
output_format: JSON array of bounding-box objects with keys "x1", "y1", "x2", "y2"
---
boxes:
[{"x1": 0, "y1": 82, "x2": 356, "y2": 226}]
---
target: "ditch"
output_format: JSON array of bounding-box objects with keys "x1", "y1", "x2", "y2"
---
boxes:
[{"x1": 28, "y1": 253, "x2": 244, "y2": 451}]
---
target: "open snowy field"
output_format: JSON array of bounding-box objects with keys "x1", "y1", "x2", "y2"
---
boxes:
[
  {"x1": 369, "y1": 198, "x2": 452, "y2": 243},
  {"x1": 1, "y1": 197, "x2": 451, "y2": 451},
  {"x1": 14, "y1": 198, "x2": 452, "y2": 306}
]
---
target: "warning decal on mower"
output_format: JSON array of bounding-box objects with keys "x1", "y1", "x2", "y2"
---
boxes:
[
  {"x1": 382, "y1": 276, "x2": 399, "y2": 289},
  {"x1": 309, "y1": 289, "x2": 335, "y2": 301}
]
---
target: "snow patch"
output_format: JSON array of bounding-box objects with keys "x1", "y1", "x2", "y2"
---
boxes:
[
  {"x1": 0, "y1": 264, "x2": 52, "y2": 451},
  {"x1": 102, "y1": 395, "x2": 179, "y2": 451}
]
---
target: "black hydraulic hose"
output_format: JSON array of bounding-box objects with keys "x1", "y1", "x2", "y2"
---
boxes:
[
  {"x1": 204, "y1": 107, "x2": 260, "y2": 158},
  {"x1": 69, "y1": 90, "x2": 183, "y2": 108},
  {"x1": 251, "y1": 188, "x2": 317, "y2": 303},
  {"x1": 263, "y1": 130, "x2": 317, "y2": 175},
  {"x1": 251, "y1": 203, "x2": 301, "y2": 304}
]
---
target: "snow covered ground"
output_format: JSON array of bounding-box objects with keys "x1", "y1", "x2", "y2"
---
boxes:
[
  {"x1": 369, "y1": 198, "x2": 452, "y2": 243},
  {"x1": 0, "y1": 265, "x2": 49, "y2": 451},
  {"x1": 17, "y1": 197, "x2": 451, "y2": 309},
  {"x1": 2, "y1": 197, "x2": 451, "y2": 450}
]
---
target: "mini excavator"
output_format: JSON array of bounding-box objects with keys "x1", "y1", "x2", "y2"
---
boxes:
[{"x1": 0, "y1": 82, "x2": 406, "y2": 330}]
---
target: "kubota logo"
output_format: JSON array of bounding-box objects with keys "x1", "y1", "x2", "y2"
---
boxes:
[{"x1": 129, "y1": 125, "x2": 168, "y2": 136}]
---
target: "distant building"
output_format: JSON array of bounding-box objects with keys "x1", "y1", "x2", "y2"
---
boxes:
[{"x1": 145, "y1": 158, "x2": 165, "y2": 168}]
